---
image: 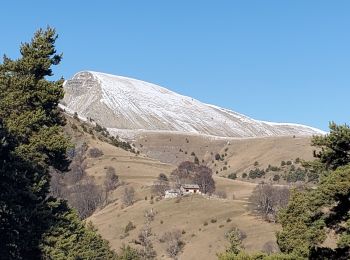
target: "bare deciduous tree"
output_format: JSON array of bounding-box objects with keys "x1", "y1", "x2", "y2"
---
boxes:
[
  {"x1": 171, "y1": 161, "x2": 196, "y2": 183},
  {"x1": 138, "y1": 224, "x2": 156, "y2": 259},
  {"x1": 68, "y1": 177, "x2": 104, "y2": 218},
  {"x1": 144, "y1": 209, "x2": 156, "y2": 223},
  {"x1": 49, "y1": 142, "x2": 105, "y2": 219},
  {"x1": 104, "y1": 166, "x2": 119, "y2": 192},
  {"x1": 171, "y1": 161, "x2": 215, "y2": 194},
  {"x1": 65, "y1": 160, "x2": 87, "y2": 184},
  {"x1": 49, "y1": 168, "x2": 64, "y2": 198},
  {"x1": 122, "y1": 186, "x2": 135, "y2": 206},
  {"x1": 193, "y1": 166, "x2": 215, "y2": 194},
  {"x1": 151, "y1": 179, "x2": 169, "y2": 197},
  {"x1": 161, "y1": 230, "x2": 185, "y2": 259},
  {"x1": 64, "y1": 142, "x2": 88, "y2": 185},
  {"x1": 249, "y1": 183, "x2": 290, "y2": 222}
]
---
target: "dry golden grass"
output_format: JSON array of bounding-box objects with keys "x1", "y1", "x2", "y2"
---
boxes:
[
  {"x1": 89, "y1": 191, "x2": 280, "y2": 260},
  {"x1": 65, "y1": 119, "x2": 316, "y2": 259},
  {"x1": 134, "y1": 132, "x2": 315, "y2": 183},
  {"x1": 79, "y1": 134, "x2": 282, "y2": 259}
]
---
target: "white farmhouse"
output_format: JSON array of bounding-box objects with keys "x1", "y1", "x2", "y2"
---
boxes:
[{"x1": 180, "y1": 184, "x2": 201, "y2": 195}]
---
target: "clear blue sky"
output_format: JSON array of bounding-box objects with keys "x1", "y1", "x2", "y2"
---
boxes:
[{"x1": 1, "y1": 1, "x2": 349, "y2": 131}]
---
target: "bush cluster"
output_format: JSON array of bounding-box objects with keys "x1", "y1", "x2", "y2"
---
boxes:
[{"x1": 248, "y1": 168, "x2": 265, "y2": 179}]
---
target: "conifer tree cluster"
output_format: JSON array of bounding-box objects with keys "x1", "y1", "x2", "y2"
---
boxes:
[
  {"x1": 277, "y1": 123, "x2": 350, "y2": 259},
  {"x1": 0, "y1": 28, "x2": 116, "y2": 259},
  {"x1": 218, "y1": 123, "x2": 350, "y2": 260}
]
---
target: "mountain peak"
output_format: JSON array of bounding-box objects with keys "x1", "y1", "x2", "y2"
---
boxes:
[{"x1": 62, "y1": 71, "x2": 325, "y2": 138}]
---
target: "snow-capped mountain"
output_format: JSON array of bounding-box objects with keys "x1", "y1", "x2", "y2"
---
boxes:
[{"x1": 62, "y1": 71, "x2": 324, "y2": 138}]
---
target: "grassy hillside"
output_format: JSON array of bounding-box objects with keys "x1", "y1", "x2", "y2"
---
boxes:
[
  {"x1": 62, "y1": 116, "x2": 319, "y2": 259},
  {"x1": 134, "y1": 132, "x2": 315, "y2": 182},
  {"x1": 89, "y1": 190, "x2": 279, "y2": 260}
]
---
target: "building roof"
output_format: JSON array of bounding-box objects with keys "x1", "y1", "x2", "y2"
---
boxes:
[{"x1": 182, "y1": 184, "x2": 200, "y2": 189}]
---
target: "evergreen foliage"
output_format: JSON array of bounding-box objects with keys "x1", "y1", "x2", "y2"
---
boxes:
[
  {"x1": 224, "y1": 228, "x2": 245, "y2": 255},
  {"x1": 285, "y1": 167, "x2": 306, "y2": 182},
  {"x1": 218, "y1": 251, "x2": 304, "y2": 260},
  {"x1": 248, "y1": 168, "x2": 265, "y2": 179},
  {"x1": 277, "y1": 190, "x2": 325, "y2": 257},
  {"x1": 227, "y1": 173, "x2": 237, "y2": 179},
  {"x1": 312, "y1": 122, "x2": 350, "y2": 170},
  {"x1": 277, "y1": 123, "x2": 350, "y2": 259},
  {"x1": 218, "y1": 123, "x2": 350, "y2": 259},
  {"x1": 0, "y1": 28, "x2": 116, "y2": 259},
  {"x1": 117, "y1": 245, "x2": 140, "y2": 260},
  {"x1": 0, "y1": 27, "x2": 70, "y2": 259},
  {"x1": 40, "y1": 199, "x2": 116, "y2": 259}
]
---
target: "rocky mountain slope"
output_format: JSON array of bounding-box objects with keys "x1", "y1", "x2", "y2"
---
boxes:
[{"x1": 62, "y1": 71, "x2": 324, "y2": 138}]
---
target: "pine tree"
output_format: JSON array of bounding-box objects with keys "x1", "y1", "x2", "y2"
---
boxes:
[
  {"x1": 276, "y1": 191, "x2": 325, "y2": 257},
  {"x1": 277, "y1": 123, "x2": 350, "y2": 259},
  {"x1": 0, "y1": 27, "x2": 69, "y2": 259},
  {"x1": 312, "y1": 122, "x2": 350, "y2": 170},
  {"x1": 40, "y1": 200, "x2": 116, "y2": 259},
  {"x1": 0, "y1": 28, "x2": 116, "y2": 259}
]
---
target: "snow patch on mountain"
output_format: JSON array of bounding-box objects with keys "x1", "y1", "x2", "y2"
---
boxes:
[{"x1": 62, "y1": 71, "x2": 325, "y2": 138}]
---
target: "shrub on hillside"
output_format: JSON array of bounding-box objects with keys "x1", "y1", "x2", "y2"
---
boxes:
[
  {"x1": 88, "y1": 147, "x2": 104, "y2": 158},
  {"x1": 122, "y1": 187, "x2": 135, "y2": 206},
  {"x1": 307, "y1": 170, "x2": 319, "y2": 183},
  {"x1": 248, "y1": 168, "x2": 265, "y2": 179},
  {"x1": 158, "y1": 173, "x2": 168, "y2": 182},
  {"x1": 124, "y1": 221, "x2": 136, "y2": 233},
  {"x1": 194, "y1": 156, "x2": 199, "y2": 165},
  {"x1": 227, "y1": 173, "x2": 237, "y2": 179},
  {"x1": 224, "y1": 227, "x2": 247, "y2": 255},
  {"x1": 286, "y1": 167, "x2": 306, "y2": 182},
  {"x1": 273, "y1": 174, "x2": 280, "y2": 182},
  {"x1": 117, "y1": 245, "x2": 140, "y2": 259},
  {"x1": 73, "y1": 112, "x2": 79, "y2": 120},
  {"x1": 267, "y1": 165, "x2": 280, "y2": 172}
]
